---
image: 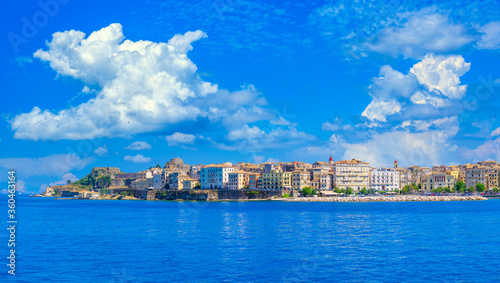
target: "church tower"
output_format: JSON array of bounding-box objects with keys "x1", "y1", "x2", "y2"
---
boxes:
[
  {"x1": 394, "y1": 160, "x2": 398, "y2": 169},
  {"x1": 329, "y1": 155, "x2": 333, "y2": 165}
]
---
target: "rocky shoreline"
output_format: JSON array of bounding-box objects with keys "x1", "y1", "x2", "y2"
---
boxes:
[{"x1": 272, "y1": 195, "x2": 488, "y2": 202}]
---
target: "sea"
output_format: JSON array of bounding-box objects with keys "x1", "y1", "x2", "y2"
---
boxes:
[{"x1": 1, "y1": 197, "x2": 500, "y2": 282}]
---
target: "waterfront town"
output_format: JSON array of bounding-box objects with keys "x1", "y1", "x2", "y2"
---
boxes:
[{"x1": 40, "y1": 156, "x2": 500, "y2": 201}]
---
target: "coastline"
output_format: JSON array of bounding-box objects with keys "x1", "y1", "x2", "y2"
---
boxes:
[
  {"x1": 271, "y1": 195, "x2": 488, "y2": 202},
  {"x1": 46, "y1": 195, "x2": 490, "y2": 202}
]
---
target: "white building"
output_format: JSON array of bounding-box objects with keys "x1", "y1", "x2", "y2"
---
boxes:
[
  {"x1": 200, "y1": 165, "x2": 235, "y2": 189},
  {"x1": 370, "y1": 168, "x2": 400, "y2": 191},
  {"x1": 320, "y1": 173, "x2": 334, "y2": 190},
  {"x1": 333, "y1": 159, "x2": 370, "y2": 191}
]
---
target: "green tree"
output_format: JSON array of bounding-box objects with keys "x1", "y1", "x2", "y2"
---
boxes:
[
  {"x1": 401, "y1": 185, "x2": 411, "y2": 194},
  {"x1": 475, "y1": 183, "x2": 486, "y2": 193},
  {"x1": 67, "y1": 180, "x2": 72, "y2": 185},
  {"x1": 454, "y1": 181, "x2": 466, "y2": 192},
  {"x1": 466, "y1": 187, "x2": 475, "y2": 193},
  {"x1": 156, "y1": 164, "x2": 161, "y2": 168},
  {"x1": 194, "y1": 184, "x2": 201, "y2": 190},
  {"x1": 312, "y1": 189, "x2": 318, "y2": 196},
  {"x1": 301, "y1": 187, "x2": 313, "y2": 196},
  {"x1": 493, "y1": 187, "x2": 499, "y2": 193},
  {"x1": 346, "y1": 187, "x2": 353, "y2": 195},
  {"x1": 444, "y1": 187, "x2": 453, "y2": 193},
  {"x1": 360, "y1": 187, "x2": 367, "y2": 195},
  {"x1": 95, "y1": 175, "x2": 111, "y2": 188}
]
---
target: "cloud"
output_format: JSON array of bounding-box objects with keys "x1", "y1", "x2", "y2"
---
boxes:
[
  {"x1": 0, "y1": 154, "x2": 94, "y2": 178},
  {"x1": 123, "y1": 154, "x2": 152, "y2": 163},
  {"x1": 491, "y1": 127, "x2": 500, "y2": 137},
  {"x1": 94, "y1": 146, "x2": 109, "y2": 156},
  {"x1": 361, "y1": 54, "x2": 470, "y2": 122},
  {"x1": 321, "y1": 118, "x2": 353, "y2": 132},
  {"x1": 410, "y1": 54, "x2": 470, "y2": 99},
  {"x1": 361, "y1": 99, "x2": 402, "y2": 122},
  {"x1": 15, "y1": 56, "x2": 32, "y2": 66},
  {"x1": 1, "y1": 180, "x2": 28, "y2": 194},
  {"x1": 462, "y1": 137, "x2": 500, "y2": 162},
  {"x1": 298, "y1": 119, "x2": 459, "y2": 168},
  {"x1": 49, "y1": 173, "x2": 79, "y2": 186},
  {"x1": 213, "y1": 125, "x2": 315, "y2": 152},
  {"x1": 476, "y1": 21, "x2": 500, "y2": 50},
  {"x1": 165, "y1": 132, "x2": 196, "y2": 146},
  {"x1": 365, "y1": 8, "x2": 473, "y2": 58},
  {"x1": 11, "y1": 23, "x2": 275, "y2": 140},
  {"x1": 125, "y1": 141, "x2": 151, "y2": 150},
  {"x1": 226, "y1": 125, "x2": 265, "y2": 141}
]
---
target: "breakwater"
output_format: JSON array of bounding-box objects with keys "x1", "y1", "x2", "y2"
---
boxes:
[
  {"x1": 273, "y1": 195, "x2": 487, "y2": 202},
  {"x1": 154, "y1": 189, "x2": 285, "y2": 201}
]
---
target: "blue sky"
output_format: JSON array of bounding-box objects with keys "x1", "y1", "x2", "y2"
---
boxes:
[{"x1": 2, "y1": 0, "x2": 500, "y2": 193}]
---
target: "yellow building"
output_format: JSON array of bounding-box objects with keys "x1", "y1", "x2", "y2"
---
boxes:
[
  {"x1": 227, "y1": 171, "x2": 249, "y2": 190},
  {"x1": 423, "y1": 173, "x2": 455, "y2": 191},
  {"x1": 182, "y1": 179, "x2": 200, "y2": 190},
  {"x1": 292, "y1": 170, "x2": 310, "y2": 190},
  {"x1": 486, "y1": 167, "x2": 500, "y2": 189},
  {"x1": 333, "y1": 159, "x2": 370, "y2": 191},
  {"x1": 260, "y1": 169, "x2": 292, "y2": 190}
]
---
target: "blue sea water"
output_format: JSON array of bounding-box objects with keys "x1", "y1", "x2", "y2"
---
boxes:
[{"x1": 1, "y1": 197, "x2": 500, "y2": 282}]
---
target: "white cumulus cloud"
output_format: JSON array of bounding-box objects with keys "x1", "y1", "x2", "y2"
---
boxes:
[
  {"x1": 476, "y1": 21, "x2": 500, "y2": 50},
  {"x1": 0, "y1": 154, "x2": 94, "y2": 178},
  {"x1": 165, "y1": 132, "x2": 196, "y2": 146},
  {"x1": 123, "y1": 154, "x2": 152, "y2": 163},
  {"x1": 11, "y1": 23, "x2": 274, "y2": 140},
  {"x1": 125, "y1": 141, "x2": 151, "y2": 150},
  {"x1": 365, "y1": 8, "x2": 473, "y2": 58},
  {"x1": 93, "y1": 146, "x2": 109, "y2": 156},
  {"x1": 362, "y1": 54, "x2": 470, "y2": 122}
]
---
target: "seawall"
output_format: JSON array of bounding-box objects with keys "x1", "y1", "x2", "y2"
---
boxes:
[{"x1": 154, "y1": 189, "x2": 284, "y2": 201}]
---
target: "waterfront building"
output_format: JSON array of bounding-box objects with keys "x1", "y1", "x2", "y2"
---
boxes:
[
  {"x1": 309, "y1": 179, "x2": 320, "y2": 190},
  {"x1": 182, "y1": 179, "x2": 200, "y2": 190},
  {"x1": 152, "y1": 173, "x2": 163, "y2": 190},
  {"x1": 135, "y1": 171, "x2": 152, "y2": 180},
  {"x1": 292, "y1": 170, "x2": 310, "y2": 190},
  {"x1": 319, "y1": 173, "x2": 334, "y2": 190},
  {"x1": 333, "y1": 159, "x2": 370, "y2": 191},
  {"x1": 189, "y1": 164, "x2": 202, "y2": 179},
  {"x1": 465, "y1": 165, "x2": 486, "y2": 188},
  {"x1": 200, "y1": 164, "x2": 236, "y2": 189},
  {"x1": 169, "y1": 172, "x2": 190, "y2": 190},
  {"x1": 312, "y1": 161, "x2": 333, "y2": 173},
  {"x1": 259, "y1": 169, "x2": 292, "y2": 190},
  {"x1": 486, "y1": 167, "x2": 500, "y2": 189},
  {"x1": 227, "y1": 171, "x2": 249, "y2": 190},
  {"x1": 248, "y1": 173, "x2": 261, "y2": 189},
  {"x1": 131, "y1": 177, "x2": 153, "y2": 189},
  {"x1": 370, "y1": 168, "x2": 400, "y2": 191},
  {"x1": 422, "y1": 173, "x2": 455, "y2": 191}
]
